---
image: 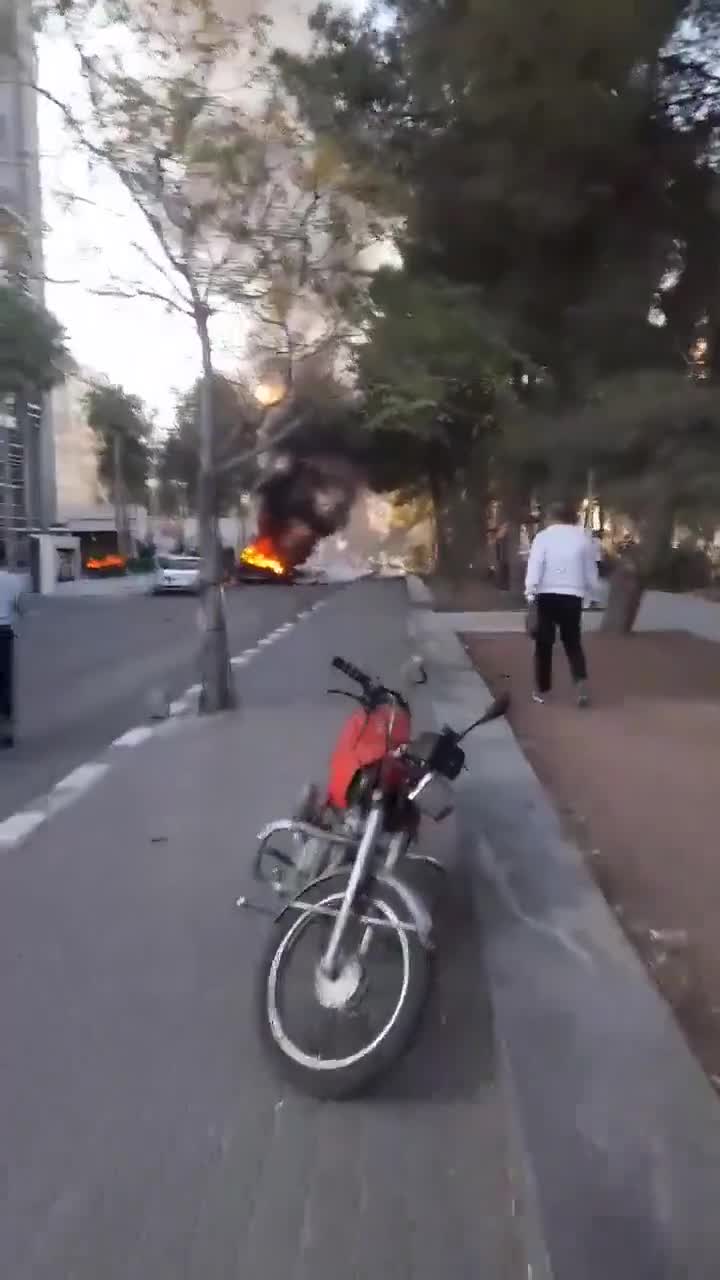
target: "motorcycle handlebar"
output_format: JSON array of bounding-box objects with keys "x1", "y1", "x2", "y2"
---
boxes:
[{"x1": 331, "y1": 656, "x2": 372, "y2": 691}]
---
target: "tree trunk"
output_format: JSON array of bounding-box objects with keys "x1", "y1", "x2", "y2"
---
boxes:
[
  {"x1": 195, "y1": 306, "x2": 234, "y2": 714},
  {"x1": 428, "y1": 471, "x2": 454, "y2": 575},
  {"x1": 603, "y1": 560, "x2": 645, "y2": 633},
  {"x1": 496, "y1": 487, "x2": 530, "y2": 599},
  {"x1": 429, "y1": 465, "x2": 488, "y2": 580},
  {"x1": 603, "y1": 498, "x2": 674, "y2": 634},
  {"x1": 112, "y1": 433, "x2": 132, "y2": 559}
]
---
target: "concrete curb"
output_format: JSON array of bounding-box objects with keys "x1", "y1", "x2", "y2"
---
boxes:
[
  {"x1": 53, "y1": 575, "x2": 153, "y2": 599},
  {"x1": 406, "y1": 573, "x2": 434, "y2": 606},
  {"x1": 410, "y1": 603, "x2": 720, "y2": 1279}
]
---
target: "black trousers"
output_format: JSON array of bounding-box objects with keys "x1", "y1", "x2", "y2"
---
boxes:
[
  {"x1": 534, "y1": 594, "x2": 587, "y2": 694},
  {"x1": 0, "y1": 627, "x2": 14, "y2": 723}
]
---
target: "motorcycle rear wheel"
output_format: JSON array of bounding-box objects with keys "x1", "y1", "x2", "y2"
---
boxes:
[{"x1": 256, "y1": 870, "x2": 431, "y2": 1099}]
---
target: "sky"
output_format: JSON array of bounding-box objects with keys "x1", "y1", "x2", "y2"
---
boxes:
[
  {"x1": 38, "y1": 34, "x2": 205, "y2": 431},
  {"x1": 35, "y1": 1, "x2": 345, "y2": 432}
]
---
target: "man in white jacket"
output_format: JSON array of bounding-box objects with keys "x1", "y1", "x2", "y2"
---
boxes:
[{"x1": 525, "y1": 502, "x2": 599, "y2": 707}]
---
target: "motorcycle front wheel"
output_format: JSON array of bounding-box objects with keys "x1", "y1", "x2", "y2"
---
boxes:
[{"x1": 256, "y1": 870, "x2": 431, "y2": 1099}]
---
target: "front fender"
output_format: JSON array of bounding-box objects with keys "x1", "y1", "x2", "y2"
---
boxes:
[
  {"x1": 275, "y1": 868, "x2": 434, "y2": 949},
  {"x1": 376, "y1": 871, "x2": 434, "y2": 948}
]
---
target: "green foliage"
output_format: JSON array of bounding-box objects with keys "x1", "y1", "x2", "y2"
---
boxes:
[
  {"x1": 280, "y1": 0, "x2": 720, "y2": 553},
  {"x1": 85, "y1": 381, "x2": 151, "y2": 503},
  {"x1": 157, "y1": 374, "x2": 257, "y2": 515},
  {"x1": 0, "y1": 285, "x2": 68, "y2": 395},
  {"x1": 561, "y1": 371, "x2": 720, "y2": 516},
  {"x1": 359, "y1": 268, "x2": 511, "y2": 438}
]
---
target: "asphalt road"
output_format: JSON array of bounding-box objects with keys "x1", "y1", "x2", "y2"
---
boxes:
[
  {"x1": 1, "y1": 584, "x2": 330, "y2": 823},
  {"x1": 0, "y1": 580, "x2": 522, "y2": 1278}
]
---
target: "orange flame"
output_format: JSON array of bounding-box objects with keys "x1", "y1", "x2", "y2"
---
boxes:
[
  {"x1": 238, "y1": 537, "x2": 288, "y2": 577},
  {"x1": 86, "y1": 554, "x2": 127, "y2": 572}
]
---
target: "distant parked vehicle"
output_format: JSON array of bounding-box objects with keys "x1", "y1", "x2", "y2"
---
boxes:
[
  {"x1": 152, "y1": 555, "x2": 201, "y2": 595},
  {"x1": 292, "y1": 567, "x2": 329, "y2": 585},
  {"x1": 379, "y1": 557, "x2": 407, "y2": 578}
]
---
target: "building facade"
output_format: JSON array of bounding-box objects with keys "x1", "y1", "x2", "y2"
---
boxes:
[
  {"x1": 0, "y1": 0, "x2": 57, "y2": 563},
  {"x1": 52, "y1": 372, "x2": 104, "y2": 517}
]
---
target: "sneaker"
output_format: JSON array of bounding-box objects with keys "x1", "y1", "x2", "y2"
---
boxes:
[{"x1": 576, "y1": 682, "x2": 590, "y2": 709}]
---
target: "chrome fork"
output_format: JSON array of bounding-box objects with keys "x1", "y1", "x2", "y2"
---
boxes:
[
  {"x1": 320, "y1": 795, "x2": 383, "y2": 979},
  {"x1": 358, "y1": 830, "x2": 408, "y2": 959}
]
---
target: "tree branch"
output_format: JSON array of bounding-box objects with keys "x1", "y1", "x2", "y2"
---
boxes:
[
  {"x1": 214, "y1": 411, "x2": 306, "y2": 476},
  {"x1": 90, "y1": 285, "x2": 192, "y2": 315}
]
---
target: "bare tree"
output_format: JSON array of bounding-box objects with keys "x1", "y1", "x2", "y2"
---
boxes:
[{"x1": 19, "y1": 0, "x2": 379, "y2": 708}]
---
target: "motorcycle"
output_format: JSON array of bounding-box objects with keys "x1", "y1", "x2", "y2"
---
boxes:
[{"x1": 241, "y1": 654, "x2": 510, "y2": 1099}]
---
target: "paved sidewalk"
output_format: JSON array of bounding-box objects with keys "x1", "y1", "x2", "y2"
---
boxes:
[
  {"x1": 411, "y1": 604, "x2": 720, "y2": 1278},
  {"x1": 0, "y1": 582, "x2": 522, "y2": 1279}
]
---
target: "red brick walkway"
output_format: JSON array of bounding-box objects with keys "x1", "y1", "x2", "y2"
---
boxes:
[{"x1": 464, "y1": 629, "x2": 720, "y2": 1087}]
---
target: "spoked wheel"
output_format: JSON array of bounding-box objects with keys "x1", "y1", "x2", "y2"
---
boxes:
[{"x1": 256, "y1": 870, "x2": 431, "y2": 1099}]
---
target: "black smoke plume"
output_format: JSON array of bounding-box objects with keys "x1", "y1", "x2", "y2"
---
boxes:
[{"x1": 250, "y1": 405, "x2": 366, "y2": 568}]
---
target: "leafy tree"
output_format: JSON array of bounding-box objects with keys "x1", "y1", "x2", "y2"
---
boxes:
[
  {"x1": 0, "y1": 282, "x2": 68, "y2": 562},
  {"x1": 0, "y1": 283, "x2": 68, "y2": 396},
  {"x1": 551, "y1": 371, "x2": 720, "y2": 630},
  {"x1": 85, "y1": 382, "x2": 151, "y2": 557},
  {"x1": 356, "y1": 267, "x2": 516, "y2": 575},
  {"x1": 280, "y1": 0, "x2": 720, "y2": 601},
  {"x1": 158, "y1": 374, "x2": 257, "y2": 516}
]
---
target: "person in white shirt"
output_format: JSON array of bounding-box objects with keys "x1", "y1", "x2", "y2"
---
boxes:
[{"x1": 525, "y1": 501, "x2": 599, "y2": 707}]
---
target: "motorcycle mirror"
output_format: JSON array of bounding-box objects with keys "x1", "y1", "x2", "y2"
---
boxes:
[{"x1": 457, "y1": 688, "x2": 511, "y2": 741}]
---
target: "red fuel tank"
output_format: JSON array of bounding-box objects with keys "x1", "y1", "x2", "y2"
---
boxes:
[{"x1": 326, "y1": 703, "x2": 412, "y2": 810}]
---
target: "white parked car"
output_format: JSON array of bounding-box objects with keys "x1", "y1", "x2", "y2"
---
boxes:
[{"x1": 152, "y1": 555, "x2": 202, "y2": 595}]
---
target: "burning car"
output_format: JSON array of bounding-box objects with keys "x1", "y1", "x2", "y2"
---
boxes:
[
  {"x1": 236, "y1": 450, "x2": 360, "y2": 584},
  {"x1": 236, "y1": 538, "x2": 291, "y2": 583},
  {"x1": 85, "y1": 553, "x2": 127, "y2": 577}
]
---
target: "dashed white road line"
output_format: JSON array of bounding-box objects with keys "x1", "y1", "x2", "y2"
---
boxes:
[
  {"x1": 113, "y1": 726, "x2": 154, "y2": 748},
  {"x1": 0, "y1": 812, "x2": 46, "y2": 848},
  {"x1": 0, "y1": 595, "x2": 333, "y2": 851},
  {"x1": 55, "y1": 762, "x2": 110, "y2": 792}
]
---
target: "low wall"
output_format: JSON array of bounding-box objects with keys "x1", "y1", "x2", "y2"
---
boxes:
[
  {"x1": 409, "y1": 577, "x2": 720, "y2": 644},
  {"x1": 637, "y1": 590, "x2": 720, "y2": 642}
]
